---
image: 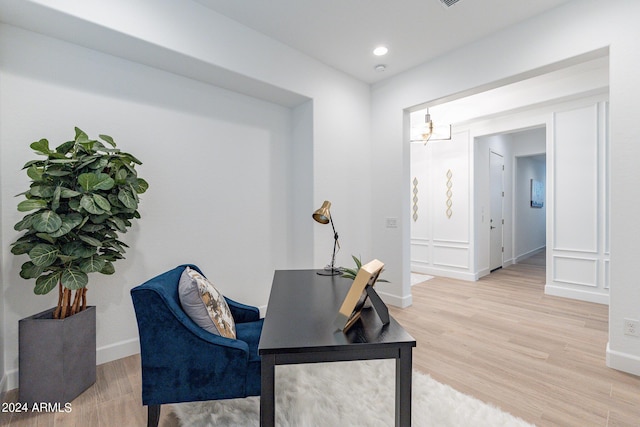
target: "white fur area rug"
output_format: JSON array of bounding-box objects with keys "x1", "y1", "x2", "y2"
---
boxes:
[{"x1": 171, "y1": 360, "x2": 534, "y2": 427}]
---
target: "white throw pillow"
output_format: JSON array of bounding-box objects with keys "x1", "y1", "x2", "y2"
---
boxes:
[{"x1": 178, "y1": 267, "x2": 236, "y2": 339}]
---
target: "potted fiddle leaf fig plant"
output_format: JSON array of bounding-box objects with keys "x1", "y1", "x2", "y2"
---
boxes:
[{"x1": 11, "y1": 127, "x2": 148, "y2": 404}]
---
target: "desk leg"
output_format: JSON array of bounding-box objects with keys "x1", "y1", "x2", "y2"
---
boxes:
[
  {"x1": 260, "y1": 354, "x2": 275, "y2": 427},
  {"x1": 396, "y1": 347, "x2": 412, "y2": 427}
]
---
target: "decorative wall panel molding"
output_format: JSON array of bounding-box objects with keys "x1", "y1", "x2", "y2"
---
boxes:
[
  {"x1": 433, "y1": 244, "x2": 468, "y2": 269},
  {"x1": 553, "y1": 105, "x2": 599, "y2": 253},
  {"x1": 445, "y1": 169, "x2": 453, "y2": 218},
  {"x1": 553, "y1": 255, "x2": 598, "y2": 287},
  {"x1": 410, "y1": 241, "x2": 429, "y2": 264}
]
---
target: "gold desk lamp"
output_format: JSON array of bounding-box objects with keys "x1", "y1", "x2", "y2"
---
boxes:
[{"x1": 312, "y1": 200, "x2": 341, "y2": 276}]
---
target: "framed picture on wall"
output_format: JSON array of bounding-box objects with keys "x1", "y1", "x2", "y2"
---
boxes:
[{"x1": 531, "y1": 179, "x2": 544, "y2": 208}]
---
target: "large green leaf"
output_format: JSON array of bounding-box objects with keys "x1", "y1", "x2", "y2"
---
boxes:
[
  {"x1": 81, "y1": 223, "x2": 104, "y2": 232},
  {"x1": 62, "y1": 241, "x2": 96, "y2": 258},
  {"x1": 61, "y1": 268, "x2": 88, "y2": 290},
  {"x1": 23, "y1": 159, "x2": 41, "y2": 169},
  {"x1": 107, "y1": 216, "x2": 127, "y2": 232},
  {"x1": 93, "y1": 173, "x2": 115, "y2": 190},
  {"x1": 26, "y1": 165, "x2": 44, "y2": 181},
  {"x1": 77, "y1": 155, "x2": 100, "y2": 170},
  {"x1": 100, "y1": 261, "x2": 115, "y2": 275},
  {"x1": 48, "y1": 158, "x2": 77, "y2": 164},
  {"x1": 92, "y1": 193, "x2": 111, "y2": 212},
  {"x1": 51, "y1": 186, "x2": 61, "y2": 211},
  {"x1": 75, "y1": 127, "x2": 90, "y2": 144},
  {"x1": 34, "y1": 273, "x2": 60, "y2": 295},
  {"x1": 78, "y1": 172, "x2": 114, "y2": 191},
  {"x1": 79, "y1": 256, "x2": 106, "y2": 273},
  {"x1": 30, "y1": 138, "x2": 51, "y2": 155},
  {"x1": 49, "y1": 213, "x2": 83, "y2": 238},
  {"x1": 89, "y1": 158, "x2": 109, "y2": 170},
  {"x1": 32, "y1": 210, "x2": 62, "y2": 233},
  {"x1": 28, "y1": 244, "x2": 58, "y2": 267},
  {"x1": 99, "y1": 134, "x2": 116, "y2": 147},
  {"x1": 134, "y1": 178, "x2": 149, "y2": 194},
  {"x1": 35, "y1": 233, "x2": 55, "y2": 244},
  {"x1": 17, "y1": 199, "x2": 47, "y2": 212},
  {"x1": 121, "y1": 152, "x2": 142, "y2": 165},
  {"x1": 68, "y1": 198, "x2": 81, "y2": 212},
  {"x1": 115, "y1": 168, "x2": 128, "y2": 183},
  {"x1": 44, "y1": 167, "x2": 72, "y2": 177},
  {"x1": 14, "y1": 215, "x2": 35, "y2": 231},
  {"x1": 77, "y1": 173, "x2": 97, "y2": 191},
  {"x1": 20, "y1": 262, "x2": 45, "y2": 279},
  {"x1": 118, "y1": 189, "x2": 137, "y2": 209},
  {"x1": 90, "y1": 213, "x2": 109, "y2": 224},
  {"x1": 29, "y1": 185, "x2": 55, "y2": 198},
  {"x1": 80, "y1": 194, "x2": 105, "y2": 215},
  {"x1": 78, "y1": 234, "x2": 102, "y2": 247},
  {"x1": 103, "y1": 239, "x2": 127, "y2": 254},
  {"x1": 59, "y1": 187, "x2": 81, "y2": 198},
  {"x1": 11, "y1": 242, "x2": 35, "y2": 255},
  {"x1": 55, "y1": 140, "x2": 75, "y2": 154}
]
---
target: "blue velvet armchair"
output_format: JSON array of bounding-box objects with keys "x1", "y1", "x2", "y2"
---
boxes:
[{"x1": 130, "y1": 264, "x2": 263, "y2": 427}]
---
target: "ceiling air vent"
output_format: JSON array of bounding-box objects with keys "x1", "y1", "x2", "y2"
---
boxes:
[{"x1": 439, "y1": 0, "x2": 463, "y2": 7}]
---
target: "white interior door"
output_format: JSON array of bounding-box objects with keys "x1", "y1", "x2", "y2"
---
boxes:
[{"x1": 490, "y1": 151, "x2": 504, "y2": 271}]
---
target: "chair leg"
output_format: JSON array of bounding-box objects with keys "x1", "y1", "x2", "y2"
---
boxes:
[{"x1": 147, "y1": 404, "x2": 161, "y2": 427}]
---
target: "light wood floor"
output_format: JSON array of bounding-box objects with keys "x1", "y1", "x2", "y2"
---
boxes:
[
  {"x1": 2, "y1": 253, "x2": 639, "y2": 426},
  {"x1": 395, "y1": 252, "x2": 640, "y2": 427}
]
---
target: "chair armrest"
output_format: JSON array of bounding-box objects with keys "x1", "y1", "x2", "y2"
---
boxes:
[{"x1": 225, "y1": 296, "x2": 260, "y2": 323}]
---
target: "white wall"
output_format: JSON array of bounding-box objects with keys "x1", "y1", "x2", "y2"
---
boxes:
[
  {"x1": 372, "y1": 0, "x2": 640, "y2": 375},
  {"x1": 514, "y1": 153, "x2": 546, "y2": 260},
  {"x1": 0, "y1": 0, "x2": 373, "y2": 391},
  {"x1": 0, "y1": 24, "x2": 296, "y2": 387}
]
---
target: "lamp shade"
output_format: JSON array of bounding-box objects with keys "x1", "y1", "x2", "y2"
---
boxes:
[{"x1": 312, "y1": 201, "x2": 331, "y2": 224}]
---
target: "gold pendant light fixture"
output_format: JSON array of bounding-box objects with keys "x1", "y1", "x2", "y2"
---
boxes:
[{"x1": 410, "y1": 108, "x2": 451, "y2": 145}]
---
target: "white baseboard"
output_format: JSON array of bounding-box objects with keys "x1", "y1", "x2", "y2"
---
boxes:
[
  {"x1": 515, "y1": 246, "x2": 546, "y2": 263},
  {"x1": 377, "y1": 290, "x2": 412, "y2": 308},
  {"x1": 544, "y1": 284, "x2": 609, "y2": 305},
  {"x1": 96, "y1": 337, "x2": 140, "y2": 365},
  {"x1": 4, "y1": 369, "x2": 18, "y2": 393},
  {"x1": 258, "y1": 305, "x2": 268, "y2": 318},
  {"x1": 412, "y1": 265, "x2": 476, "y2": 282},
  {"x1": 606, "y1": 342, "x2": 640, "y2": 376},
  {"x1": 0, "y1": 372, "x2": 7, "y2": 395}
]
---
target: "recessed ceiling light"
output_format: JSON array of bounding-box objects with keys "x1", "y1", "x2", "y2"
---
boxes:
[{"x1": 373, "y1": 46, "x2": 388, "y2": 56}]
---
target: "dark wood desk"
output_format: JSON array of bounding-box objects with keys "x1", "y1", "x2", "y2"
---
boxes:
[{"x1": 258, "y1": 270, "x2": 416, "y2": 426}]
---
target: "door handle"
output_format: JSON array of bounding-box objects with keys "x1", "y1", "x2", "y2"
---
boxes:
[{"x1": 490, "y1": 226, "x2": 496, "y2": 230}]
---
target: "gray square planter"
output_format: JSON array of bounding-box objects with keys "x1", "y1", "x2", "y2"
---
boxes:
[{"x1": 19, "y1": 306, "x2": 96, "y2": 405}]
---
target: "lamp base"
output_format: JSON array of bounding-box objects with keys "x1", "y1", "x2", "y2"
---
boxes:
[{"x1": 317, "y1": 268, "x2": 342, "y2": 276}]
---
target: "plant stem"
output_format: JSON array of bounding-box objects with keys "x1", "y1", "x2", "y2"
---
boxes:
[
  {"x1": 81, "y1": 288, "x2": 87, "y2": 311},
  {"x1": 54, "y1": 282, "x2": 63, "y2": 319},
  {"x1": 60, "y1": 288, "x2": 70, "y2": 319},
  {"x1": 71, "y1": 290, "x2": 81, "y2": 316}
]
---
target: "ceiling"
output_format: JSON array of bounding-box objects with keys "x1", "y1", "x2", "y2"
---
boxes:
[{"x1": 195, "y1": 0, "x2": 575, "y2": 83}]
